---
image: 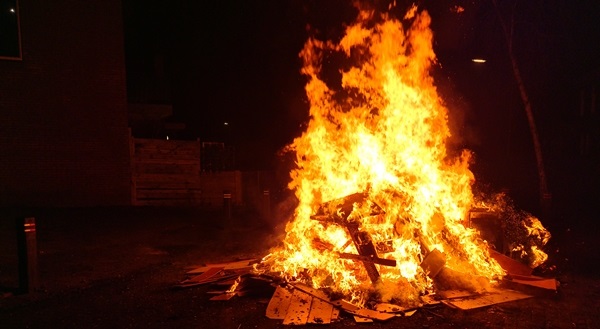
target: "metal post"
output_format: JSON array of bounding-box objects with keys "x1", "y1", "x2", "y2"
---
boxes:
[
  {"x1": 16, "y1": 217, "x2": 39, "y2": 294},
  {"x1": 262, "y1": 189, "x2": 270, "y2": 221},
  {"x1": 223, "y1": 191, "x2": 232, "y2": 219}
]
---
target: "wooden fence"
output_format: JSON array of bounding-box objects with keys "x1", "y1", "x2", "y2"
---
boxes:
[{"x1": 130, "y1": 137, "x2": 242, "y2": 206}]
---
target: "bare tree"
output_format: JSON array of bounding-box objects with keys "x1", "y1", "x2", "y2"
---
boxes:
[{"x1": 491, "y1": 0, "x2": 550, "y2": 214}]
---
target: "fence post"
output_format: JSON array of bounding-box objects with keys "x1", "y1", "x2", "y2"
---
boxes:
[{"x1": 16, "y1": 217, "x2": 39, "y2": 294}]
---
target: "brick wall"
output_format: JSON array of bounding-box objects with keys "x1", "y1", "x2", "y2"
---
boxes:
[{"x1": 0, "y1": 0, "x2": 131, "y2": 206}]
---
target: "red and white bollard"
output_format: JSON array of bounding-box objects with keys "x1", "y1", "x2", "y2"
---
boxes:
[{"x1": 16, "y1": 217, "x2": 39, "y2": 294}]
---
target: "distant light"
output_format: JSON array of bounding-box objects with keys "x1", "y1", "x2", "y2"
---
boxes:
[
  {"x1": 224, "y1": 122, "x2": 229, "y2": 126},
  {"x1": 472, "y1": 58, "x2": 487, "y2": 63},
  {"x1": 9, "y1": 8, "x2": 15, "y2": 13},
  {"x1": 451, "y1": 5, "x2": 465, "y2": 14},
  {"x1": 166, "y1": 136, "x2": 169, "y2": 140}
]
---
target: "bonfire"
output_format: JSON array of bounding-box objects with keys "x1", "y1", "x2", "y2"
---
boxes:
[{"x1": 258, "y1": 4, "x2": 550, "y2": 307}]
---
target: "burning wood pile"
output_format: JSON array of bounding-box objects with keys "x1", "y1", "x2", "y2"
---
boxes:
[
  {"x1": 176, "y1": 3, "x2": 555, "y2": 325},
  {"x1": 258, "y1": 2, "x2": 551, "y2": 307}
]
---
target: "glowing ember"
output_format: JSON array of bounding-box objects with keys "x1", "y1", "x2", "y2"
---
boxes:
[{"x1": 259, "y1": 5, "x2": 550, "y2": 306}]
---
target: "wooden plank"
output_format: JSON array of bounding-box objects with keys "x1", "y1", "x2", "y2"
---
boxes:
[
  {"x1": 135, "y1": 150, "x2": 199, "y2": 158},
  {"x1": 135, "y1": 142, "x2": 200, "y2": 151},
  {"x1": 266, "y1": 286, "x2": 294, "y2": 320},
  {"x1": 135, "y1": 189, "x2": 203, "y2": 200},
  {"x1": 443, "y1": 289, "x2": 532, "y2": 310},
  {"x1": 133, "y1": 163, "x2": 200, "y2": 175},
  {"x1": 135, "y1": 182, "x2": 202, "y2": 190},
  {"x1": 307, "y1": 298, "x2": 333, "y2": 324},
  {"x1": 489, "y1": 249, "x2": 533, "y2": 276},
  {"x1": 420, "y1": 294, "x2": 441, "y2": 305},
  {"x1": 136, "y1": 198, "x2": 202, "y2": 204},
  {"x1": 135, "y1": 199, "x2": 199, "y2": 207},
  {"x1": 333, "y1": 299, "x2": 360, "y2": 312},
  {"x1": 374, "y1": 302, "x2": 411, "y2": 313},
  {"x1": 184, "y1": 267, "x2": 225, "y2": 284},
  {"x1": 135, "y1": 144, "x2": 199, "y2": 151},
  {"x1": 509, "y1": 275, "x2": 558, "y2": 290},
  {"x1": 174, "y1": 267, "x2": 245, "y2": 289},
  {"x1": 134, "y1": 158, "x2": 200, "y2": 165},
  {"x1": 335, "y1": 299, "x2": 394, "y2": 321},
  {"x1": 331, "y1": 307, "x2": 340, "y2": 321},
  {"x1": 187, "y1": 259, "x2": 257, "y2": 274},
  {"x1": 353, "y1": 316, "x2": 373, "y2": 323},
  {"x1": 133, "y1": 173, "x2": 203, "y2": 183},
  {"x1": 134, "y1": 145, "x2": 199, "y2": 152},
  {"x1": 437, "y1": 290, "x2": 478, "y2": 299},
  {"x1": 282, "y1": 290, "x2": 312, "y2": 325},
  {"x1": 135, "y1": 187, "x2": 202, "y2": 193},
  {"x1": 290, "y1": 282, "x2": 331, "y2": 301},
  {"x1": 134, "y1": 138, "x2": 200, "y2": 148},
  {"x1": 352, "y1": 308, "x2": 395, "y2": 321},
  {"x1": 135, "y1": 152, "x2": 200, "y2": 160},
  {"x1": 135, "y1": 142, "x2": 199, "y2": 148},
  {"x1": 209, "y1": 292, "x2": 237, "y2": 301}
]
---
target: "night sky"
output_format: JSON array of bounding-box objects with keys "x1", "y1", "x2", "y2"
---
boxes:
[{"x1": 123, "y1": 0, "x2": 600, "y2": 207}]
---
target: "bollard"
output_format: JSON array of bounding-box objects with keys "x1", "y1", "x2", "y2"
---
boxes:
[
  {"x1": 16, "y1": 217, "x2": 39, "y2": 294},
  {"x1": 223, "y1": 191, "x2": 232, "y2": 219},
  {"x1": 262, "y1": 189, "x2": 271, "y2": 221},
  {"x1": 541, "y1": 193, "x2": 552, "y2": 221}
]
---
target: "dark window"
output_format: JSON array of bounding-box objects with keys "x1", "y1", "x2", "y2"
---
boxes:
[{"x1": 0, "y1": 0, "x2": 21, "y2": 60}]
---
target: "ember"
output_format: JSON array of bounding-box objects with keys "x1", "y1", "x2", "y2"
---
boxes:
[{"x1": 257, "y1": 3, "x2": 551, "y2": 308}]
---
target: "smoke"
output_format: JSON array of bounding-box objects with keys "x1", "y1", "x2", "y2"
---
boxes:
[
  {"x1": 375, "y1": 277, "x2": 422, "y2": 307},
  {"x1": 434, "y1": 267, "x2": 492, "y2": 293}
]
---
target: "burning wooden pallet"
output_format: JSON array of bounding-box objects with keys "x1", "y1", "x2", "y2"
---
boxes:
[
  {"x1": 310, "y1": 192, "x2": 397, "y2": 283},
  {"x1": 173, "y1": 191, "x2": 557, "y2": 324},
  {"x1": 175, "y1": 257, "x2": 557, "y2": 324}
]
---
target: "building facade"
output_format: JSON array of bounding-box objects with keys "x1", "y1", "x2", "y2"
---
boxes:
[{"x1": 0, "y1": 1, "x2": 131, "y2": 206}]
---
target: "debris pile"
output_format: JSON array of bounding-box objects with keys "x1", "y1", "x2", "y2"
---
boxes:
[{"x1": 175, "y1": 255, "x2": 558, "y2": 325}]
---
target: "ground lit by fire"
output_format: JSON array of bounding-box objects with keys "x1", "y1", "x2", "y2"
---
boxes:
[{"x1": 258, "y1": 5, "x2": 550, "y2": 306}]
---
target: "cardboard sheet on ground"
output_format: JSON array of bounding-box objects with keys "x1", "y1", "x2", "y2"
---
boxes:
[
  {"x1": 510, "y1": 275, "x2": 558, "y2": 291},
  {"x1": 266, "y1": 285, "x2": 401, "y2": 324},
  {"x1": 266, "y1": 286, "x2": 294, "y2": 320},
  {"x1": 442, "y1": 289, "x2": 532, "y2": 310},
  {"x1": 283, "y1": 290, "x2": 312, "y2": 325},
  {"x1": 307, "y1": 297, "x2": 334, "y2": 324},
  {"x1": 489, "y1": 250, "x2": 533, "y2": 276},
  {"x1": 267, "y1": 286, "x2": 337, "y2": 324}
]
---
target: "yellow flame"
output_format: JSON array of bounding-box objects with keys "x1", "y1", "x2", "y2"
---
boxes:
[{"x1": 263, "y1": 6, "x2": 511, "y2": 305}]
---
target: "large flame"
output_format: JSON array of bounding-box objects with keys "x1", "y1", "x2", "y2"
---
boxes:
[{"x1": 262, "y1": 5, "x2": 547, "y2": 306}]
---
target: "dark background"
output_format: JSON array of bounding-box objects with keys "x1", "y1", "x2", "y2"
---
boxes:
[{"x1": 122, "y1": 0, "x2": 600, "y2": 213}]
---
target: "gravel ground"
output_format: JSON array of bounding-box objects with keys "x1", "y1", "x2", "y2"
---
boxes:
[{"x1": 1, "y1": 205, "x2": 599, "y2": 329}]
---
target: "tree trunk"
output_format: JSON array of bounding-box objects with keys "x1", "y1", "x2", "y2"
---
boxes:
[{"x1": 491, "y1": 0, "x2": 551, "y2": 215}]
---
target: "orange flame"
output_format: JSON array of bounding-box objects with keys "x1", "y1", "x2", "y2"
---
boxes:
[{"x1": 261, "y1": 6, "x2": 546, "y2": 305}]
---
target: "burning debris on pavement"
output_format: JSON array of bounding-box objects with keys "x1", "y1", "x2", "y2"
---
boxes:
[
  {"x1": 257, "y1": 2, "x2": 551, "y2": 307},
  {"x1": 176, "y1": 3, "x2": 554, "y2": 325}
]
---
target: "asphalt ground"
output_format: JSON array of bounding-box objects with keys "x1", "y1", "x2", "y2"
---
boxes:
[{"x1": 0, "y1": 205, "x2": 599, "y2": 328}]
